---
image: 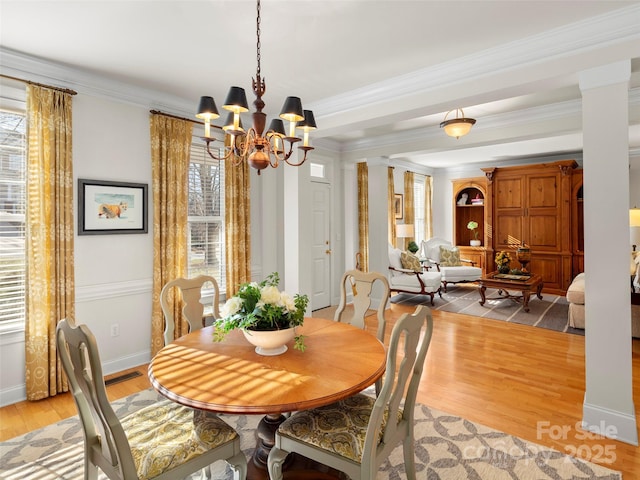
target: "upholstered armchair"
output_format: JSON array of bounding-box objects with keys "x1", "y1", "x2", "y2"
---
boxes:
[
  {"x1": 421, "y1": 238, "x2": 482, "y2": 292},
  {"x1": 388, "y1": 244, "x2": 442, "y2": 305}
]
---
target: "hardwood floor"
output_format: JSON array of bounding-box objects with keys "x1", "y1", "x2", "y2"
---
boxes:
[{"x1": 2, "y1": 303, "x2": 639, "y2": 478}]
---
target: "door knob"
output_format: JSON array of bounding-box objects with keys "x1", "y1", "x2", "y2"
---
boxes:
[{"x1": 326, "y1": 249, "x2": 332, "y2": 254}]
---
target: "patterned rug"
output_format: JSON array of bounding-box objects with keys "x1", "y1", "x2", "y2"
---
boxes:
[
  {"x1": 0, "y1": 389, "x2": 621, "y2": 479},
  {"x1": 391, "y1": 283, "x2": 584, "y2": 335}
]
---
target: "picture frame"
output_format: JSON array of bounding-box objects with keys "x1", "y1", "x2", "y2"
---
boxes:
[
  {"x1": 394, "y1": 193, "x2": 403, "y2": 219},
  {"x1": 78, "y1": 179, "x2": 148, "y2": 235}
]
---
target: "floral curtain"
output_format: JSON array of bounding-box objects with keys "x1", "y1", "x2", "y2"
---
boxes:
[
  {"x1": 388, "y1": 167, "x2": 396, "y2": 247},
  {"x1": 150, "y1": 114, "x2": 192, "y2": 356},
  {"x1": 357, "y1": 162, "x2": 369, "y2": 272},
  {"x1": 403, "y1": 171, "x2": 415, "y2": 250},
  {"x1": 25, "y1": 84, "x2": 74, "y2": 400},
  {"x1": 224, "y1": 141, "x2": 251, "y2": 297},
  {"x1": 425, "y1": 175, "x2": 433, "y2": 240}
]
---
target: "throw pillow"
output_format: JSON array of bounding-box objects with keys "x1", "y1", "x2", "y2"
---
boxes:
[
  {"x1": 388, "y1": 245, "x2": 403, "y2": 270},
  {"x1": 439, "y1": 245, "x2": 462, "y2": 266},
  {"x1": 400, "y1": 251, "x2": 422, "y2": 273}
]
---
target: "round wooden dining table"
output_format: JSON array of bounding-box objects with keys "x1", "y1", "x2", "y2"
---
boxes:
[{"x1": 148, "y1": 317, "x2": 386, "y2": 480}]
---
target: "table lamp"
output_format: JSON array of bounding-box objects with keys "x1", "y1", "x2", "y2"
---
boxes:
[
  {"x1": 396, "y1": 224, "x2": 415, "y2": 250},
  {"x1": 631, "y1": 208, "x2": 640, "y2": 252}
]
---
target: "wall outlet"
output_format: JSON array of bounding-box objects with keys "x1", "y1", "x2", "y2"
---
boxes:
[{"x1": 111, "y1": 323, "x2": 119, "y2": 337}]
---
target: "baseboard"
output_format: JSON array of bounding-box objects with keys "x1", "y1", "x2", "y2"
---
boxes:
[
  {"x1": 583, "y1": 400, "x2": 639, "y2": 446},
  {"x1": 0, "y1": 384, "x2": 26, "y2": 408},
  {"x1": 0, "y1": 350, "x2": 150, "y2": 408}
]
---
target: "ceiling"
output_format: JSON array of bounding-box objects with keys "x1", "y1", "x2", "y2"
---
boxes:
[{"x1": 1, "y1": 1, "x2": 639, "y2": 171}]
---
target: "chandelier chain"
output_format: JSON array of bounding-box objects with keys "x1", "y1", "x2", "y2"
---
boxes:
[{"x1": 256, "y1": 0, "x2": 261, "y2": 78}]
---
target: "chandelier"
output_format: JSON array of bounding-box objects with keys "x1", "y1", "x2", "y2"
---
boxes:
[
  {"x1": 196, "y1": 0, "x2": 316, "y2": 175},
  {"x1": 440, "y1": 108, "x2": 476, "y2": 139}
]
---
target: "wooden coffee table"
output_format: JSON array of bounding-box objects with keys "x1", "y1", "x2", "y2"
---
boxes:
[{"x1": 478, "y1": 272, "x2": 543, "y2": 312}]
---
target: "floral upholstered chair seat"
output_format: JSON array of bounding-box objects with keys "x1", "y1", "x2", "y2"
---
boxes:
[
  {"x1": 276, "y1": 394, "x2": 402, "y2": 463},
  {"x1": 122, "y1": 400, "x2": 240, "y2": 480}
]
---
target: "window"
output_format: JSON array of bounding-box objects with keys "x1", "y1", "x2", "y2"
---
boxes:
[
  {"x1": 187, "y1": 142, "x2": 225, "y2": 295},
  {"x1": 413, "y1": 177, "x2": 425, "y2": 246},
  {"x1": 310, "y1": 162, "x2": 325, "y2": 179},
  {"x1": 0, "y1": 110, "x2": 26, "y2": 331}
]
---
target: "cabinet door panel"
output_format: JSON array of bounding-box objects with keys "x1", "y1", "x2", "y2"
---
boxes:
[
  {"x1": 529, "y1": 256, "x2": 561, "y2": 290},
  {"x1": 527, "y1": 175, "x2": 558, "y2": 208},
  {"x1": 528, "y1": 214, "x2": 560, "y2": 249},
  {"x1": 495, "y1": 178, "x2": 523, "y2": 209},
  {"x1": 495, "y1": 215, "x2": 523, "y2": 247}
]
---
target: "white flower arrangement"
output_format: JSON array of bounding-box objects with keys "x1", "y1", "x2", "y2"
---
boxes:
[{"x1": 214, "y1": 272, "x2": 309, "y2": 351}]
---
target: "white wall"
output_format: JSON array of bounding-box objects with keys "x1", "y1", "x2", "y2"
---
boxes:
[
  {"x1": 74, "y1": 95, "x2": 154, "y2": 371},
  {"x1": 0, "y1": 93, "x2": 156, "y2": 406}
]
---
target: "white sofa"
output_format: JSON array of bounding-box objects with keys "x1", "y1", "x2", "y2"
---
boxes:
[
  {"x1": 566, "y1": 272, "x2": 640, "y2": 338},
  {"x1": 388, "y1": 245, "x2": 442, "y2": 305}
]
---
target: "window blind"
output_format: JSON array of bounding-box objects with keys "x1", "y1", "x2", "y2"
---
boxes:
[{"x1": 0, "y1": 110, "x2": 26, "y2": 330}]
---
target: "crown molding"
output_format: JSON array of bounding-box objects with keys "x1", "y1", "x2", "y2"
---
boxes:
[
  {"x1": 309, "y1": 4, "x2": 640, "y2": 118},
  {"x1": 0, "y1": 48, "x2": 195, "y2": 114}
]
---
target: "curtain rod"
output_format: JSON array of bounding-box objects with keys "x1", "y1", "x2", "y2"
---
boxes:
[
  {"x1": 150, "y1": 109, "x2": 222, "y2": 131},
  {"x1": 0, "y1": 74, "x2": 77, "y2": 96}
]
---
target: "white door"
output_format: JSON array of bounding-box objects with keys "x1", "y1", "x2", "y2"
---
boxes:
[{"x1": 311, "y1": 182, "x2": 331, "y2": 310}]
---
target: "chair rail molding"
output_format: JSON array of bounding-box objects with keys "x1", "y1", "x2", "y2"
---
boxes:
[{"x1": 76, "y1": 278, "x2": 153, "y2": 303}]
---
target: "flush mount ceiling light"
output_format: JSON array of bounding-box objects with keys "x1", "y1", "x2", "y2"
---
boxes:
[
  {"x1": 440, "y1": 108, "x2": 476, "y2": 139},
  {"x1": 196, "y1": 0, "x2": 316, "y2": 175}
]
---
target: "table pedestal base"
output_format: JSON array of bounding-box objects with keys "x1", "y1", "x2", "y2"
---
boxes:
[{"x1": 248, "y1": 414, "x2": 347, "y2": 480}]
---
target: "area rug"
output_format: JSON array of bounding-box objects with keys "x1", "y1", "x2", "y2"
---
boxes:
[
  {"x1": 391, "y1": 283, "x2": 584, "y2": 335},
  {"x1": 0, "y1": 389, "x2": 621, "y2": 479}
]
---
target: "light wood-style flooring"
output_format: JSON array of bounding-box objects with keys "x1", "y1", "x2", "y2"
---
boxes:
[{"x1": 1, "y1": 303, "x2": 639, "y2": 478}]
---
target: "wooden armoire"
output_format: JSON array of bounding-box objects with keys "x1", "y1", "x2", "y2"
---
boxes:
[{"x1": 480, "y1": 160, "x2": 581, "y2": 295}]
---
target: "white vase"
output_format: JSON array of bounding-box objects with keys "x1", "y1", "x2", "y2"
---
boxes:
[
  {"x1": 470, "y1": 240, "x2": 481, "y2": 247},
  {"x1": 242, "y1": 327, "x2": 296, "y2": 356}
]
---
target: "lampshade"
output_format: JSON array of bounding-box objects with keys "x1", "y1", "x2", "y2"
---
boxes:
[
  {"x1": 297, "y1": 110, "x2": 317, "y2": 131},
  {"x1": 196, "y1": 96, "x2": 220, "y2": 120},
  {"x1": 631, "y1": 226, "x2": 640, "y2": 250},
  {"x1": 279, "y1": 96, "x2": 304, "y2": 122},
  {"x1": 222, "y1": 86, "x2": 249, "y2": 114},
  {"x1": 267, "y1": 118, "x2": 286, "y2": 137},
  {"x1": 222, "y1": 112, "x2": 244, "y2": 133},
  {"x1": 440, "y1": 108, "x2": 476, "y2": 139},
  {"x1": 631, "y1": 208, "x2": 640, "y2": 251},
  {"x1": 396, "y1": 224, "x2": 415, "y2": 238}
]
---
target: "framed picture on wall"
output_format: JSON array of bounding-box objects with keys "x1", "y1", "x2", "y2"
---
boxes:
[
  {"x1": 78, "y1": 179, "x2": 148, "y2": 235},
  {"x1": 394, "y1": 193, "x2": 403, "y2": 219}
]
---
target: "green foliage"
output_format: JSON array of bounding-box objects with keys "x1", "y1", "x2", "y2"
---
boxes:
[
  {"x1": 213, "y1": 272, "x2": 309, "y2": 351},
  {"x1": 407, "y1": 241, "x2": 419, "y2": 253}
]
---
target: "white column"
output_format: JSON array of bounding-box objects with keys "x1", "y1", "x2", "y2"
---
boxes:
[
  {"x1": 343, "y1": 163, "x2": 358, "y2": 271},
  {"x1": 579, "y1": 60, "x2": 637, "y2": 445},
  {"x1": 363, "y1": 158, "x2": 393, "y2": 312},
  {"x1": 257, "y1": 167, "x2": 279, "y2": 281},
  {"x1": 283, "y1": 154, "x2": 313, "y2": 314}
]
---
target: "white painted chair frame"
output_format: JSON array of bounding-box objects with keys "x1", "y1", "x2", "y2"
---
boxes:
[
  {"x1": 268, "y1": 305, "x2": 434, "y2": 480},
  {"x1": 160, "y1": 275, "x2": 220, "y2": 346},
  {"x1": 56, "y1": 319, "x2": 247, "y2": 480}
]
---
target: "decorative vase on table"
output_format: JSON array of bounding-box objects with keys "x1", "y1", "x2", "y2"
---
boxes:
[
  {"x1": 470, "y1": 239, "x2": 481, "y2": 247},
  {"x1": 498, "y1": 265, "x2": 510, "y2": 274},
  {"x1": 242, "y1": 327, "x2": 296, "y2": 356},
  {"x1": 213, "y1": 272, "x2": 309, "y2": 354},
  {"x1": 516, "y1": 245, "x2": 531, "y2": 273}
]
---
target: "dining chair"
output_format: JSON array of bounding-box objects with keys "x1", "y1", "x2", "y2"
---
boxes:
[
  {"x1": 267, "y1": 305, "x2": 434, "y2": 480},
  {"x1": 56, "y1": 318, "x2": 247, "y2": 480},
  {"x1": 335, "y1": 269, "x2": 391, "y2": 396},
  {"x1": 334, "y1": 269, "x2": 390, "y2": 343},
  {"x1": 160, "y1": 275, "x2": 220, "y2": 345}
]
